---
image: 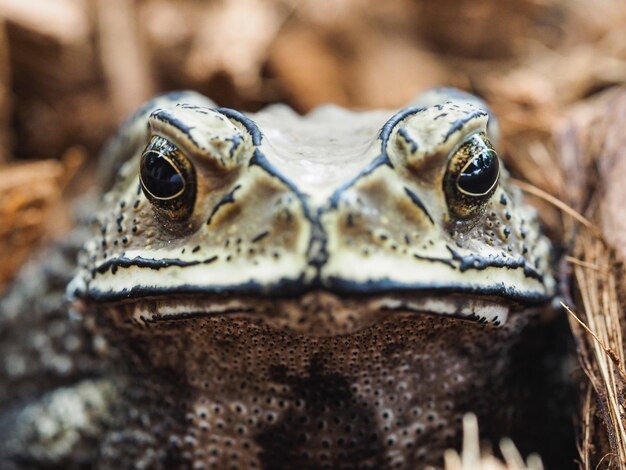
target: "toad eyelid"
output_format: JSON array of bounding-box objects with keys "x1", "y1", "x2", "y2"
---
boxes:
[{"x1": 446, "y1": 130, "x2": 487, "y2": 160}]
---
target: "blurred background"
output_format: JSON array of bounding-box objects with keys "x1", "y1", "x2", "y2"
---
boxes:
[{"x1": 0, "y1": 0, "x2": 625, "y2": 287}]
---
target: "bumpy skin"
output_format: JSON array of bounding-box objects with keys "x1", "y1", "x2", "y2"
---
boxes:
[
  {"x1": 0, "y1": 90, "x2": 571, "y2": 468},
  {"x1": 95, "y1": 311, "x2": 537, "y2": 469}
]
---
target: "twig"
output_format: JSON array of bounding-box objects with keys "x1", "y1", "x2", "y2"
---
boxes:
[
  {"x1": 561, "y1": 301, "x2": 626, "y2": 381},
  {"x1": 564, "y1": 256, "x2": 609, "y2": 273},
  {"x1": 510, "y1": 178, "x2": 602, "y2": 237}
]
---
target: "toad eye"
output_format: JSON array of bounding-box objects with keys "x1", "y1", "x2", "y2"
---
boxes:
[
  {"x1": 141, "y1": 150, "x2": 185, "y2": 200},
  {"x1": 139, "y1": 135, "x2": 196, "y2": 221},
  {"x1": 457, "y1": 147, "x2": 499, "y2": 196},
  {"x1": 444, "y1": 133, "x2": 500, "y2": 219}
]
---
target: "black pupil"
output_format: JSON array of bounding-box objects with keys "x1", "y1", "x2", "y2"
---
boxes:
[
  {"x1": 140, "y1": 150, "x2": 184, "y2": 199},
  {"x1": 457, "y1": 149, "x2": 499, "y2": 195}
]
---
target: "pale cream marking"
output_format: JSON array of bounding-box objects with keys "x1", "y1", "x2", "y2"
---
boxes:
[{"x1": 375, "y1": 297, "x2": 509, "y2": 324}]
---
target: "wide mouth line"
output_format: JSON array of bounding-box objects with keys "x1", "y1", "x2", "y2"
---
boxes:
[
  {"x1": 146, "y1": 306, "x2": 506, "y2": 326},
  {"x1": 82, "y1": 279, "x2": 550, "y2": 306},
  {"x1": 98, "y1": 291, "x2": 515, "y2": 328}
]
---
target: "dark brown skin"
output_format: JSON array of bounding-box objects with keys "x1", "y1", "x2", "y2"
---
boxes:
[{"x1": 96, "y1": 307, "x2": 536, "y2": 469}]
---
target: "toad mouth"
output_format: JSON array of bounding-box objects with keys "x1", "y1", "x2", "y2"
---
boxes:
[{"x1": 93, "y1": 291, "x2": 515, "y2": 333}]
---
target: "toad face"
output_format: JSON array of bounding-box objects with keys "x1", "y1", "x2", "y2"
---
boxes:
[
  {"x1": 65, "y1": 88, "x2": 556, "y2": 468},
  {"x1": 70, "y1": 88, "x2": 553, "y2": 331}
]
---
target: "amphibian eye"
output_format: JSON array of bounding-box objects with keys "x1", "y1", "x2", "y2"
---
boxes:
[
  {"x1": 139, "y1": 135, "x2": 196, "y2": 221},
  {"x1": 457, "y1": 147, "x2": 499, "y2": 196},
  {"x1": 140, "y1": 150, "x2": 185, "y2": 199},
  {"x1": 444, "y1": 133, "x2": 500, "y2": 219}
]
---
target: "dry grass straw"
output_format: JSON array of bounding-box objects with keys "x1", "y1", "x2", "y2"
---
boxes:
[
  {"x1": 510, "y1": 86, "x2": 626, "y2": 467},
  {"x1": 499, "y1": 58, "x2": 626, "y2": 463},
  {"x1": 566, "y1": 229, "x2": 626, "y2": 469},
  {"x1": 514, "y1": 171, "x2": 626, "y2": 468},
  {"x1": 437, "y1": 414, "x2": 543, "y2": 470},
  {"x1": 557, "y1": 88, "x2": 626, "y2": 469}
]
